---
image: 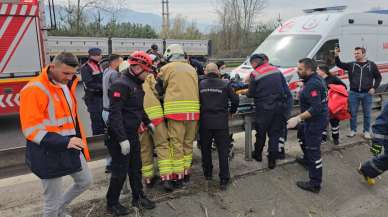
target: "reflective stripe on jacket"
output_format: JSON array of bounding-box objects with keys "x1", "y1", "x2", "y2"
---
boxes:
[
  {"x1": 20, "y1": 67, "x2": 90, "y2": 160},
  {"x1": 143, "y1": 74, "x2": 164, "y2": 126},
  {"x1": 158, "y1": 61, "x2": 200, "y2": 121}
]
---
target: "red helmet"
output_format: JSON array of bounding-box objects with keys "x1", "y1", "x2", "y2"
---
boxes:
[{"x1": 128, "y1": 51, "x2": 153, "y2": 74}]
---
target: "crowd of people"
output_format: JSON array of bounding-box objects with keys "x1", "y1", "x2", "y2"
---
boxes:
[{"x1": 18, "y1": 43, "x2": 388, "y2": 216}]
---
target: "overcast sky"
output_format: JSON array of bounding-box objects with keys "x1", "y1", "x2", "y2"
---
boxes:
[{"x1": 58, "y1": 0, "x2": 388, "y2": 24}]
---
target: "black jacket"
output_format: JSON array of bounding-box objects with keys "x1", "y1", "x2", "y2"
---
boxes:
[
  {"x1": 190, "y1": 58, "x2": 205, "y2": 76},
  {"x1": 108, "y1": 70, "x2": 150, "y2": 143},
  {"x1": 324, "y1": 75, "x2": 347, "y2": 90},
  {"x1": 335, "y1": 57, "x2": 381, "y2": 92},
  {"x1": 80, "y1": 59, "x2": 103, "y2": 96},
  {"x1": 247, "y1": 66, "x2": 293, "y2": 115},
  {"x1": 300, "y1": 73, "x2": 328, "y2": 120},
  {"x1": 199, "y1": 73, "x2": 239, "y2": 129}
]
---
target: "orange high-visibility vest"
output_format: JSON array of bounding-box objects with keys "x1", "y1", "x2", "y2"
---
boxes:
[{"x1": 19, "y1": 67, "x2": 91, "y2": 160}]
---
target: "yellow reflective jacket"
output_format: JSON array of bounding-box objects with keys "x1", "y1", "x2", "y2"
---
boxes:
[
  {"x1": 159, "y1": 61, "x2": 200, "y2": 121},
  {"x1": 143, "y1": 74, "x2": 164, "y2": 126}
]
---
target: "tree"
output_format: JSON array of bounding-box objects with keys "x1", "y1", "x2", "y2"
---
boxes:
[
  {"x1": 212, "y1": 0, "x2": 268, "y2": 57},
  {"x1": 165, "y1": 14, "x2": 203, "y2": 40}
]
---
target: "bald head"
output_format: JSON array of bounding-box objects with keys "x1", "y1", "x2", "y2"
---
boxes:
[{"x1": 205, "y1": 63, "x2": 220, "y2": 75}]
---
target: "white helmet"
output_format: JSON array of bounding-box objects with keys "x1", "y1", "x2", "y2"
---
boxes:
[{"x1": 164, "y1": 44, "x2": 185, "y2": 61}]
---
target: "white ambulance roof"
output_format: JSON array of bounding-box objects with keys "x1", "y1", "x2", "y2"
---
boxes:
[{"x1": 273, "y1": 11, "x2": 388, "y2": 37}]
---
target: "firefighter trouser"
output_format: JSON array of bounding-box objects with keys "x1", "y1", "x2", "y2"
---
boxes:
[
  {"x1": 200, "y1": 128, "x2": 230, "y2": 181},
  {"x1": 322, "y1": 118, "x2": 340, "y2": 141},
  {"x1": 361, "y1": 142, "x2": 388, "y2": 178},
  {"x1": 106, "y1": 130, "x2": 143, "y2": 206},
  {"x1": 254, "y1": 108, "x2": 283, "y2": 159},
  {"x1": 167, "y1": 120, "x2": 198, "y2": 179},
  {"x1": 140, "y1": 122, "x2": 172, "y2": 180},
  {"x1": 301, "y1": 116, "x2": 328, "y2": 187}
]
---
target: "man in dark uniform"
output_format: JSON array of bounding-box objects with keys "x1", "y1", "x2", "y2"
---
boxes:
[
  {"x1": 106, "y1": 51, "x2": 155, "y2": 216},
  {"x1": 359, "y1": 102, "x2": 388, "y2": 185},
  {"x1": 247, "y1": 53, "x2": 292, "y2": 169},
  {"x1": 287, "y1": 58, "x2": 328, "y2": 193},
  {"x1": 199, "y1": 63, "x2": 239, "y2": 190},
  {"x1": 80, "y1": 48, "x2": 105, "y2": 135}
]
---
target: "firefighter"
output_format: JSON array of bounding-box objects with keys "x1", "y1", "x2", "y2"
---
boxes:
[
  {"x1": 80, "y1": 48, "x2": 105, "y2": 135},
  {"x1": 19, "y1": 52, "x2": 92, "y2": 217},
  {"x1": 106, "y1": 51, "x2": 155, "y2": 215},
  {"x1": 317, "y1": 64, "x2": 347, "y2": 145},
  {"x1": 199, "y1": 63, "x2": 239, "y2": 190},
  {"x1": 287, "y1": 58, "x2": 328, "y2": 193},
  {"x1": 247, "y1": 53, "x2": 292, "y2": 169},
  {"x1": 359, "y1": 102, "x2": 388, "y2": 185},
  {"x1": 156, "y1": 44, "x2": 200, "y2": 187},
  {"x1": 139, "y1": 55, "x2": 174, "y2": 192}
]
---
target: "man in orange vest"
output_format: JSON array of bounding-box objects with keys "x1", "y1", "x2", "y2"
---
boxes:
[{"x1": 19, "y1": 52, "x2": 93, "y2": 217}]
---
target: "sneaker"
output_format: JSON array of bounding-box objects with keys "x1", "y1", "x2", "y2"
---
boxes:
[
  {"x1": 333, "y1": 139, "x2": 339, "y2": 145},
  {"x1": 364, "y1": 132, "x2": 371, "y2": 140},
  {"x1": 132, "y1": 194, "x2": 156, "y2": 210},
  {"x1": 296, "y1": 181, "x2": 321, "y2": 193},
  {"x1": 321, "y1": 139, "x2": 327, "y2": 145},
  {"x1": 347, "y1": 131, "x2": 356, "y2": 137},
  {"x1": 107, "y1": 203, "x2": 130, "y2": 216}
]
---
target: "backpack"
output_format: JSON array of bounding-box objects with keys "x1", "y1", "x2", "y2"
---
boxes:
[{"x1": 328, "y1": 84, "x2": 351, "y2": 120}]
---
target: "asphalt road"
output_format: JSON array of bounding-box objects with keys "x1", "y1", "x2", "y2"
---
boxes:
[{"x1": 0, "y1": 85, "x2": 92, "y2": 151}]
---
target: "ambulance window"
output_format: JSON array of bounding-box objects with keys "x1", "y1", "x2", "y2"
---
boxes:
[{"x1": 313, "y1": 39, "x2": 339, "y2": 67}]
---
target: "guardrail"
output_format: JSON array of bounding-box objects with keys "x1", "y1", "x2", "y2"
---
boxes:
[
  {"x1": 209, "y1": 58, "x2": 245, "y2": 66},
  {"x1": 1, "y1": 93, "x2": 388, "y2": 178}
]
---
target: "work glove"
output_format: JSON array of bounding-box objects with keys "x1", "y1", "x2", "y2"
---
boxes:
[
  {"x1": 370, "y1": 142, "x2": 383, "y2": 156},
  {"x1": 147, "y1": 123, "x2": 156, "y2": 134},
  {"x1": 120, "y1": 140, "x2": 131, "y2": 155},
  {"x1": 287, "y1": 116, "x2": 302, "y2": 129}
]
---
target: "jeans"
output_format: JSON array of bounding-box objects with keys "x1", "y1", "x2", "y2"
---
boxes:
[
  {"x1": 348, "y1": 91, "x2": 372, "y2": 133},
  {"x1": 41, "y1": 155, "x2": 92, "y2": 217}
]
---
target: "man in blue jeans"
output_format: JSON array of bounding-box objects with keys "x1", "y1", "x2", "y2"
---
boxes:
[{"x1": 335, "y1": 47, "x2": 381, "y2": 139}]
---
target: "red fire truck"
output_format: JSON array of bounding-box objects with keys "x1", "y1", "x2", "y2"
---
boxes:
[{"x1": 0, "y1": 0, "x2": 54, "y2": 115}]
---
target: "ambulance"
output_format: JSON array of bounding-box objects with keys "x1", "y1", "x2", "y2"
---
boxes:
[
  {"x1": 232, "y1": 6, "x2": 388, "y2": 99},
  {"x1": 0, "y1": 0, "x2": 54, "y2": 115}
]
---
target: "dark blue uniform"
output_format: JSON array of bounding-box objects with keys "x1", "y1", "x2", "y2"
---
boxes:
[
  {"x1": 80, "y1": 59, "x2": 105, "y2": 135},
  {"x1": 106, "y1": 70, "x2": 151, "y2": 207},
  {"x1": 299, "y1": 73, "x2": 328, "y2": 187},
  {"x1": 360, "y1": 103, "x2": 388, "y2": 178},
  {"x1": 247, "y1": 64, "x2": 292, "y2": 161},
  {"x1": 199, "y1": 73, "x2": 239, "y2": 182}
]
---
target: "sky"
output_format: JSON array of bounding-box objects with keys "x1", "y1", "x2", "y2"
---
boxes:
[{"x1": 57, "y1": 0, "x2": 388, "y2": 24}]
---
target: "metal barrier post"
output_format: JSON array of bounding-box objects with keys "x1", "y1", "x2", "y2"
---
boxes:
[{"x1": 244, "y1": 115, "x2": 253, "y2": 161}]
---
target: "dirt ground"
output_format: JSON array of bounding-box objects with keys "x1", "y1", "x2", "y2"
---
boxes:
[{"x1": 1, "y1": 111, "x2": 388, "y2": 217}]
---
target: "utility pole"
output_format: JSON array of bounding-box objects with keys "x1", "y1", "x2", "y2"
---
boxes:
[{"x1": 162, "y1": 0, "x2": 170, "y2": 38}]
